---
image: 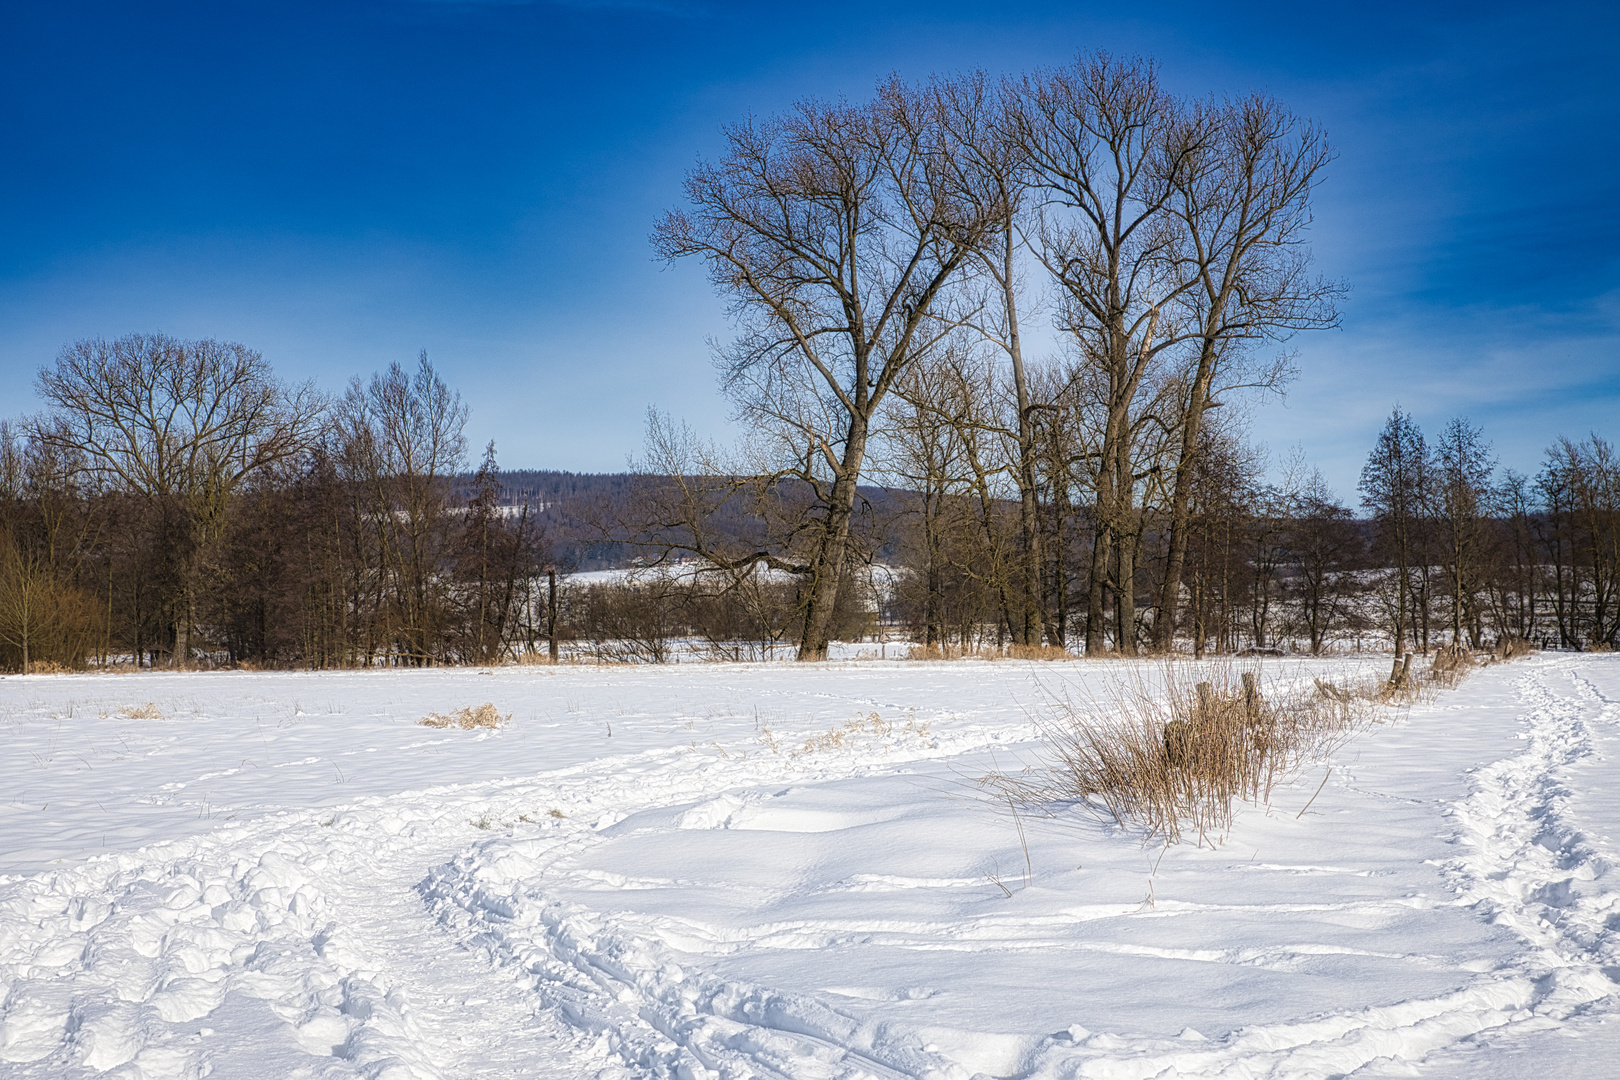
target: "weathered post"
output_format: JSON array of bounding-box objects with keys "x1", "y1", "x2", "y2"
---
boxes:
[{"x1": 546, "y1": 565, "x2": 559, "y2": 664}]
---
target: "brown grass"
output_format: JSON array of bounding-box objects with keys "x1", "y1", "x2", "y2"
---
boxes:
[
  {"x1": 986, "y1": 662, "x2": 1368, "y2": 844},
  {"x1": 118, "y1": 702, "x2": 164, "y2": 719},
  {"x1": 757, "y1": 711, "x2": 934, "y2": 758},
  {"x1": 420, "y1": 702, "x2": 510, "y2": 730},
  {"x1": 907, "y1": 643, "x2": 1073, "y2": 662},
  {"x1": 1498, "y1": 637, "x2": 1538, "y2": 661}
]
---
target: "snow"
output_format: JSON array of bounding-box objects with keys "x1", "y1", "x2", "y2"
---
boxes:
[{"x1": 2, "y1": 654, "x2": 1617, "y2": 1078}]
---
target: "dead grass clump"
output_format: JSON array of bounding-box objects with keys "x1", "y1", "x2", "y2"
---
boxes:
[
  {"x1": 24, "y1": 660, "x2": 72, "y2": 675},
  {"x1": 759, "y1": 711, "x2": 933, "y2": 758},
  {"x1": 1427, "y1": 644, "x2": 1474, "y2": 688},
  {"x1": 988, "y1": 662, "x2": 1365, "y2": 844},
  {"x1": 907, "y1": 643, "x2": 972, "y2": 661},
  {"x1": 1004, "y1": 643, "x2": 1074, "y2": 661},
  {"x1": 118, "y1": 702, "x2": 164, "y2": 719},
  {"x1": 420, "y1": 702, "x2": 510, "y2": 730},
  {"x1": 907, "y1": 643, "x2": 1072, "y2": 662},
  {"x1": 1373, "y1": 652, "x2": 1437, "y2": 704},
  {"x1": 1500, "y1": 637, "x2": 1538, "y2": 660}
]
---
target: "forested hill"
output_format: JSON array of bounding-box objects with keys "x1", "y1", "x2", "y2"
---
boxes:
[{"x1": 454, "y1": 469, "x2": 911, "y2": 571}]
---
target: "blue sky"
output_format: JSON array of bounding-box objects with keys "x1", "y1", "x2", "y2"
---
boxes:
[{"x1": 1, "y1": 0, "x2": 1615, "y2": 500}]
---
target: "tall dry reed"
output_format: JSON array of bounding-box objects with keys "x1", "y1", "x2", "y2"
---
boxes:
[{"x1": 986, "y1": 661, "x2": 1368, "y2": 845}]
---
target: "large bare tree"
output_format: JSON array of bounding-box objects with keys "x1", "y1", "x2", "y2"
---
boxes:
[
  {"x1": 36, "y1": 333, "x2": 323, "y2": 664},
  {"x1": 1014, "y1": 53, "x2": 1204, "y2": 655},
  {"x1": 653, "y1": 80, "x2": 1003, "y2": 660},
  {"x1": 1153, "y1": 94, "x2": 1340, "y2": 649},
  {"x1": 332, "y1": 352, "x2": 469, "y2": 665}
]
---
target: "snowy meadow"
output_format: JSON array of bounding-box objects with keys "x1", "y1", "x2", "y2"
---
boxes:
[{"x1": 2, "y1": 653, "x2": 1618, "y2": 1079}]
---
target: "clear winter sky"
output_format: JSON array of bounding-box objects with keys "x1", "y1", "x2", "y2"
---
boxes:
[{"x1": 1, "y1": 1, "x2": 1615, "y2": 502}]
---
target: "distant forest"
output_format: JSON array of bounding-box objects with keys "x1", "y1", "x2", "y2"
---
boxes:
[{"x1": 4, "y1": 53, "x2": 1617, "y2": 669}]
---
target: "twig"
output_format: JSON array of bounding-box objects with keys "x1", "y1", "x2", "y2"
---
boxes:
[
  {"x1": 1006, "y1": 794, "x2": 1034, "y2": 887},
  {"x1": 1296, "y1": 766, "x2": 1332, "y2": 818}
]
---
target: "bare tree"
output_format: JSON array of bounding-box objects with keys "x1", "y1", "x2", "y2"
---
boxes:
[
  {"x1": 1014, "y1": 53, "x2": 1204, "y2": 654},
  {"x1": 1484, "y1": 469, "x2": 1540, "y2": 642},
  {"x1": 1285, "y1": 466, "x2": 1360, "y2": 653},
  {"x1": 333, "y1": 353, "x2": 469, "y2": 665},
  {"x1": 925, "y1": 72, "x2": 1057, "y2": 646},
  {"x1": 1540, "y1": 435, "x2": 1620, "y2": 648},
  {"x1": 1430, "y1": 418, "x2": 1495, "y2": 646},
  {"x1": 36, "y1": 333, "x2": 323, "y2": 665},
  {"x1": 1359, "y1": 408, "x2": 1429, "y2": 655},
  {"x1": 1155, "y1": 94, "x2": 1341, "y2": 649},
  {"x1": 653, "y1": 80, "x2": 1003, "y2": 659}
]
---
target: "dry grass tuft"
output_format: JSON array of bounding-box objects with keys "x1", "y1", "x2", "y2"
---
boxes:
[
  {"x1": 1497, "y1": 637, "x2": 1538, "y2": 661},
  {"x1": 420, "y1": 702, "x2": 510, "y2": 730},
  {"x1": 986, "y1": 662, "x2": 1368, "y2": 844},
  {"x1": 758, "y1": 711, "x2": 933, "y2": 758},
  {"x1": 118, "y1": 702, "x2": 164, "y2": 719},
  {"x1": 1003, "y1": 643, "x2": 1074, "y2": 661},
  {"x1": 1427, "y1": 643, "x2": 1474, "y2": 688}
]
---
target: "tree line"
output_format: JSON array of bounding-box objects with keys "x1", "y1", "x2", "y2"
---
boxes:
[
  {"x1": 0, "y1": 330, "x2": 1614, "y2": 669},
  {"x1": 0, "y1": 339, "x2": 552, "y2": 670}
]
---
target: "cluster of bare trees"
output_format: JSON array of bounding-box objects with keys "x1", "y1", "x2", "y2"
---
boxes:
[
  {"x1": 0, "y1": 337, "x2": 550, "y2": 670},
  {"x1": 641, "y1": 52, "x2": 1342, "y2": 659},
  {"x1": 1360, "y1": 409, "x2": 1620, "y2": 652}
]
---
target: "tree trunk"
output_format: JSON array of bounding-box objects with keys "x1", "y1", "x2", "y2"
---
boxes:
[
  {"x1": 1155, "y1": 340, "x2": 1219, "y2": 651},
  {"x1": 797, "y1": 424, "x2": 868, "y2": 661},
  {"x1": 998, "y1": 221, "x2": 1052, "y2": 649}
]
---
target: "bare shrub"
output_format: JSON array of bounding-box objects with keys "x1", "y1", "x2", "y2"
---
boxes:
[
  {"x1": 420, "y1": 702, "x2": 509, "y2": 730},
  {"x1": 571, "y1": 583, "x2": 675, "y2": 664},
  {"x1": 989, "y1": 662, "x2": 1366, "y2": 844},
  {"x1": 907, "y1": 643, "x2": 968, "y2": 661}
]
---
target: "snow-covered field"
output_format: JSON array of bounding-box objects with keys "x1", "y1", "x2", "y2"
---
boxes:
[{"x1": 2, "y1": 654, "x2": 1617, "y2": 1079}]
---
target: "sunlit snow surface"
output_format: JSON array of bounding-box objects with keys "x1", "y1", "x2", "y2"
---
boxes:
[{"x1": 2, "y1": 655, "x2": 1617, "y2": 1078}]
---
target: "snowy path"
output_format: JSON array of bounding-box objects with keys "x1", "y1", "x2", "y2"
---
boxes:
[{"x1": 2, "y1": 655, "x2": 1617, "y2": 1078}]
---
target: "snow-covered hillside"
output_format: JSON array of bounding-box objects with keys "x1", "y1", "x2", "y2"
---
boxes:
[{"x1": 2, "y1": 655, "x2": 1617, "y2": 1078}]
